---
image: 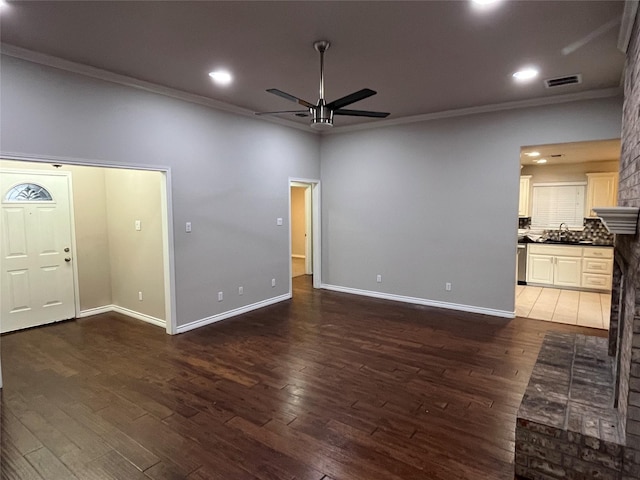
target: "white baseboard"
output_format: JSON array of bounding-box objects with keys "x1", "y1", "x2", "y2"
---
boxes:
[
  {"x1": 79, "y1": 304, "x2": 166, "y2": 328},
  {"x1": 292, "y1": 254, "x2": 306, "y2": 259},
  {"x1": 78, "y1": 305, "x2": 113, "y2": 317},
  {"x1": 320, "y1": 284, "x2": 515, "y2": 319},
  {"x1": 176, "y1": 293, "x2": 292, "y2": 334}
]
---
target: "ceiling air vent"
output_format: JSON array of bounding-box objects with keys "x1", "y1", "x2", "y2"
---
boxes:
[{"x1": 544, "y1": 74, "x2": 582, "y2": 88}]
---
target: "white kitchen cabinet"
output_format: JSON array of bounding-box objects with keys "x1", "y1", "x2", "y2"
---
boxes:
[
  {"x1": 519, "y1": 175, "x2": 532, "y2": 217},
  {"x1": 581, "y1": 247, "x2": 613, "y2": 291},
  {"x1": 554, "y1": 256, "x2": 582, "y2": 287},
  {"x1": 585, "y1": 172, "x2": 618, "y2": 217},
  {"x1": 526, "y1": 244, "x2": 613, "y2": 291},
  {"x1": 527, "y1": 245, "x2": 582, "y2": 288},
  {"x1": 527, "y1": 254, "x2": 554, "y2": 284}
]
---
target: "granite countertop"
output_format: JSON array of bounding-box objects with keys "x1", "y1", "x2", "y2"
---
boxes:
[{"x1": 517, "y1": 239, "x2": 613, "y2": 247}]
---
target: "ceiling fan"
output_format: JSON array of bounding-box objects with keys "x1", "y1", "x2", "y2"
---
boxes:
[{"x1": 256, "y1": 40, "x2": 390, "y2": 129}]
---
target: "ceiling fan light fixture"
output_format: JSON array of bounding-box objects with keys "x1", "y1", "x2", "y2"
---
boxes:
[
  {"x1": 311, "y1": 105, "x2": 334, "y2": 130},
  {"x1": 310, "y1": 119, "x2": 334, "y2": 130}
]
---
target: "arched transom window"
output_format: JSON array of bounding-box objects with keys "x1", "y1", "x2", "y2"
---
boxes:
[{"x1": 4, "y1": 183, "x2": 53, "y2": 201}]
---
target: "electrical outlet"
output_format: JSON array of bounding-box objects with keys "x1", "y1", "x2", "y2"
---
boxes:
[
  {"x1": 239, "y1": 286, "x2": 243, "y2": 295},
  {"x1": 185, "y1": 222, "x2": 192, "y2": 233},
  {"x1": 276, "y1": 218, "x2": 283, "y2": 226},
  {"x1": 376, "y1": 274, "x2": 382, "y2": 283},
  {"x1": 271, "y1": 278, "x2": 276, "y2": 287},
  {"x1": 445, "y1": 282, "x2": 452, "y2": 291},
  {"x1": 138, "y1": 291, "x2": 143, "y2": 301},
  {"x1": 218, "y1": 291, "x2": 223, "y2": 301},
  {"x1": 135, "y1": 220, "x2": 141, "y2": 231}
]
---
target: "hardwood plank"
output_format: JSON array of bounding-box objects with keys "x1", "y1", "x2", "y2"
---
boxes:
[
  {"x1": 1, "y1": 407, "x2": 43, "y2": 455},
  {"x1": 57, "y1": 401, "x2": 161, "y2": 472},
  {"x1": 0, "y1": 276, "x2": 607, "y2": 480},
  {"x1": 24, "y1": 447, "x2": 80, "y2": 480},
  {"x1": 0, "y1": 441, "x2": 45, "y2": 480}
]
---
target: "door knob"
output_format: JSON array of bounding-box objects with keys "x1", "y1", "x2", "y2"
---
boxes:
[
  {"x1": 65, "y1": 257, "x2": 71, "y2": 262},
  {"x1": 64, "y1": 247, "x2": 70, "y2": 252}
]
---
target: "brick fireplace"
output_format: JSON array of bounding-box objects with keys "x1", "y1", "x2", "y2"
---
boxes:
[{"x1": 516, "y1": 7, "x2": 640, "y2": 480}]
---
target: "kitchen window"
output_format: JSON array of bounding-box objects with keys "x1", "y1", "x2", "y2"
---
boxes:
[{"x1": 531, "y1": 182, "x2": 586, "y2": 229}]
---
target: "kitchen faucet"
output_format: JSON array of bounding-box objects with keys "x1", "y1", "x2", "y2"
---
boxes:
[{"x1": 558, "y1": 223, "x2": 569, "y2": 241}]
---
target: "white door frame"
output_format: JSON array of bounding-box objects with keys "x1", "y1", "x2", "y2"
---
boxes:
[
  {"x1": 0, "y1": 168, "x2": 80, "y2": 327},
  {"x1": 0, "y1": 154, "x2": 177, "y2": 336},
  {"x1": 289, "y1": 177, "x2": 321, "y2": 292}
]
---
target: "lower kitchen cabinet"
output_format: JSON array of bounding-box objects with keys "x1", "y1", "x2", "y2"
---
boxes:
[
  {"x1": 554, "y1": 257, "x2": 582, "y2": 287},
  {"x1": 526, "y1": 244, "x2": 612, "y2": 291},
  {"x1": 527, "y1": 254, "x2": 554, "y2": 285},
  {"x1": 527, "y1": 245, "x2": 583, "y2": 288}
]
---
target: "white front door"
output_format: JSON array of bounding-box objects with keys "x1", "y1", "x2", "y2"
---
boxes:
[{"x1": 1, "y1": 170, "x2": 76, "y2": 333}]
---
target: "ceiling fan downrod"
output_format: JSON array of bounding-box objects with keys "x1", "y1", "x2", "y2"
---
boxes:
[{"x1": 313, "y1": 40, "x2": 333, "y2": 129}]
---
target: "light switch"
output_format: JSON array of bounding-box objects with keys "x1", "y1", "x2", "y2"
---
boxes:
[
  {"x1": 135, "y1": 220, "x2": 141, "y2": 231},
  {"x1": 277, "y1": 217, "x2": 283, "y2": 226},
  {"x1": 186, "y1": 222, "x2": 192, "y2": 233}
]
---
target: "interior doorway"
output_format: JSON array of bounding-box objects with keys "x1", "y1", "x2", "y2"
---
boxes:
[
  {"x1": 0, "y1": 157, "x2": 175, "y2": 335},
  {"x1": 289, "y1": 178, "x2": 321, "y2": 292},
  {"x1": 515, "y1": 139, "x2": 620, "y2": 330}
]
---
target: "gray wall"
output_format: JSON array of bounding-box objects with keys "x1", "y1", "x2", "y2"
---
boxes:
[
  {"x1": 0, "y1": 53, "x2": 623, "y2": 326},
  {"x1": 1, "y1": 55, "x2": 321, "y2": 328},
  {"x1": 320, "y1": 98, "x2": 623, "y2": 314}
]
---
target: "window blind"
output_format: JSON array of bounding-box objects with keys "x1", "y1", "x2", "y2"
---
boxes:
[{"x1": 531, "y1": 183, "x2": 585, "y2": 228}]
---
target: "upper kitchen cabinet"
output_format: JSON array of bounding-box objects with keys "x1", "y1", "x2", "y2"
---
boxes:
[
  {"x1": 519, "y1": 175, "x2": 532, "y2": 217},
  {"x1": 585, "y1": 172, "x2": 618, "y2": 217}
]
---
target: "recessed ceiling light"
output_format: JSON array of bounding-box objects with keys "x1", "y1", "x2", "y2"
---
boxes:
[
  {"x1": 524, "y1": 151, "x2": 540, "y2": 157},
  {"x1": 208, "y1": 70, "x2": 233, "y2": 86},
  {"x1": 513, "y1": 68, "x2": 539, "y2": 82},
  {"x1": 471, "y1": 0, "x2": 500, "y2": 4},
  {"x1": 536, "y1": 159, "x2": 548, "y2": 164}
]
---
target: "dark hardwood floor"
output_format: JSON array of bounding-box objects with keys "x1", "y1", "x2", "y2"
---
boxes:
[{"x1": 0, "y1": 276, "x2": 606, "y2": 480}]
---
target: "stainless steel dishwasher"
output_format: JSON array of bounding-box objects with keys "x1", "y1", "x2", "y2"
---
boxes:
[{"x1": 517, "y1": 244, "x2": 527, "y2": 285}]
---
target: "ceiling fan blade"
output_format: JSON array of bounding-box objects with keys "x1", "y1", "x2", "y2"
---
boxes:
[
  {"x1": 255, "y1": 110, "x2": 311, "y2": 117},
  {"x1": 266, "y1": 89, "x2": 315, "y2": 109},
  {"x1": 333, "y1": 109, "x2": 390, "y2": 118},
  {"x1": 326, "y1": 88, "x2": 376, "y2": 110}
]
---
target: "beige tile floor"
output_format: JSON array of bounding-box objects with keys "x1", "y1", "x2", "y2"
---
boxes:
[{"x1": 515, "y1": 285, "x2": 611, "y2": 330}]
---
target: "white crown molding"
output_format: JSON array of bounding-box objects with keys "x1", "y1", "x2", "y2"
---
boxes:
[
  {"x1": 1, "y1": 43, "x2": 623, "y2": 137},
  {"x1": 327, "y1": 87, "x2": 623, "y2": 135},
  {"x1": 0, "y1": 43, "x2": 311, "y2": 133},
  {"x1": 320, "y1": 284, "x2": 515, "y2": 319},
  {"x1": 618, "y1": 0, "x2": 639, "y2": 53}
]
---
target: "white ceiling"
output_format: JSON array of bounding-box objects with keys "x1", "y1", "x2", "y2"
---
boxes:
[{"x1": 0, "y1": 1, "x2": 626, "y2": 130}]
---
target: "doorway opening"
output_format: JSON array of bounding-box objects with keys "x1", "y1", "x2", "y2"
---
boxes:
[
  {"x1": 0, "y1": 157, "x2": 175, "y2": 335},
  {"x1": 289, "y1": 178, "x2": 321, "y2": 293},
  {"x1": 515, "y1": 139, "x2": 620, "y2": 330}
]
